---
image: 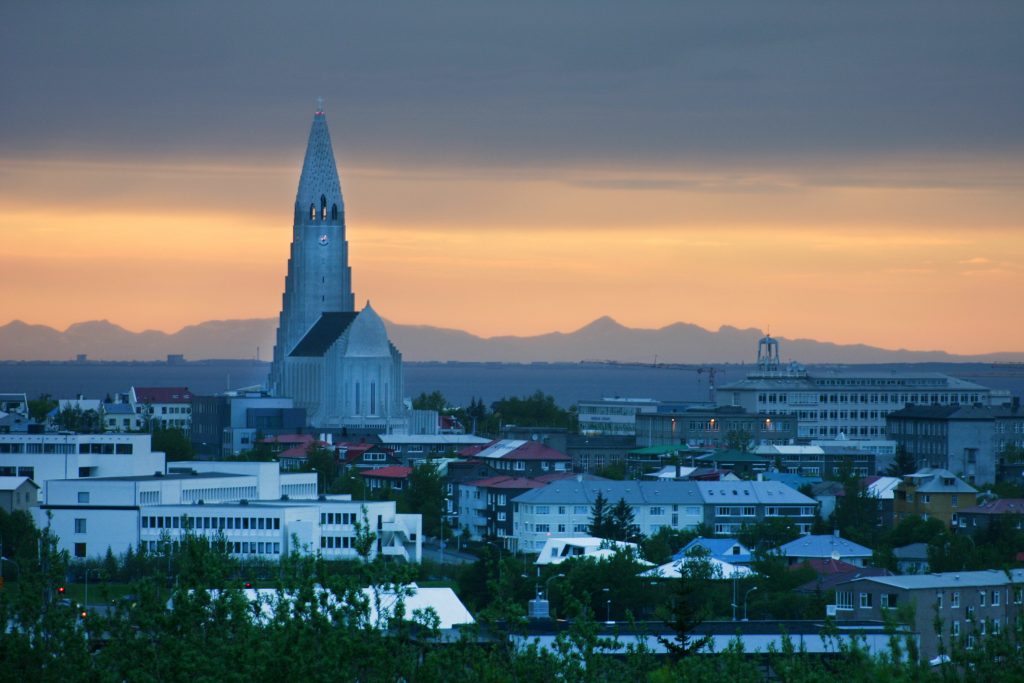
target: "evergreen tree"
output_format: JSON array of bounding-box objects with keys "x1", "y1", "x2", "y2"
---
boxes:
[
  {"x1": 588, "y1": 491, "x2": 613, "y2": 538},
  {"x1": 609, "y1": 497, "x2": 641, "y2": 542}
]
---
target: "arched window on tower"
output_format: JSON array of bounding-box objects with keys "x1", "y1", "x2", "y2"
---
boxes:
[
  {"x1": 321, "y1": 195, "x2": 327, "y2": 220},
  {"x1": 331, "y1": 204, "x2": 338, "y2": 221},
  {"x1": 309, "y1": 204, "x2": 316, "y2": 221}
]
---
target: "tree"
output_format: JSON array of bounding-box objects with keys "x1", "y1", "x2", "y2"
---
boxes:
[
  {"x1": 304, "y1": 444, "x2": 340, "y2": 490},
  {"x1": 412, "y1": 390, "x2": 448, "y2": 412},
  {"x1": 54, "y1": 405, "x2": 102, "y2": 433},
  {"x1": 658, "y1": 554, "x2": 714, "y2": 659},
  {"x1": 151, "y1": 426, "x2": 194, "y2": 461},
  {"x1": 491, "y1": 391, "x2": 575, "y2": 430},
  {"x1": 724, "y1": 429, "x2": 752, "y2": 453},
  {"x1": 400, "y1": 462, "x2": 446, "y2": 538},
  {"x1": 887, "y1": 445, "x2": 917, "y2": 477},
  {"x1": 609, "y1": 497, "x2": 641, "y2": 543},
  {"x1": 588, "y1": 491, "x2": 613, "y2": 538},
  {"x1": 27, "y1": 393, "x2": 57, "y2": 422}
]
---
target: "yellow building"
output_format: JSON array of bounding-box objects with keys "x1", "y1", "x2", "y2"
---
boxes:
[{"x1": 893, "y1": 468, "x2": 978, "y2": 528}]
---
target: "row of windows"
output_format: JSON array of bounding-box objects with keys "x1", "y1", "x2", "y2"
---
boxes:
[
  {"x1": 181, "y1": 486, "x2": 257, "y2": 503},
  {"x1": 319, "y1": 536, "x2": 355, "y2": 549},
  {"x1": 142, "y1": 515, "x2": 281, "y2": 531},
  {"x1": 141, "y1": 539, "x2": 281, "y2": 555},
  {"x1": 0, "y1": 442, "x2": 132, "y2": 455},
  {"x1": 0, "y1": 466, "x2": 34, "y2": 478},
  {"x1": 320, "y1": 512, "x2": 358, "y2": 525},
  {"x1": 762, "y1": 392, "x2": 981, "y2": 405}
]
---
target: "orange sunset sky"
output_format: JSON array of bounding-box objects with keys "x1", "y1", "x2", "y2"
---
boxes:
[{"x1": 2, "y1": 3, "x2": 1022, "y2": 356}]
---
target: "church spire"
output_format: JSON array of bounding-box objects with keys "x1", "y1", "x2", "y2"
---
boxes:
[{"x1": 295, "y1": 101, "x2": 344, "y2": 225}]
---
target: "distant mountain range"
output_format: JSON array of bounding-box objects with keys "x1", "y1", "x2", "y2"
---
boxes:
[{"x1": 0, "y1": 317, "x2": 1021, "y2": 364}]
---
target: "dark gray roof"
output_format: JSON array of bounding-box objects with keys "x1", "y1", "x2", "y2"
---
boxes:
[
  {"x1": 75, "y1": 472, "x2": 248, "y2": 482},
  {"x1": 888, "y1": 404, "x2": 998, "y2": 421},
  {"x1": 290, "y1": 312, "x2": 358, "y2": 357}
]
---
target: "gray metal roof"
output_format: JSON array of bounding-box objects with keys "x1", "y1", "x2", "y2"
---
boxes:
[
  {"x1": 839, "y1": 569, "x2": 1024, "y2": 591},
  {"x1": 776, "y1": 534, "x2": 873, "y2": 559},
  {"x1": 904, "y1": 468, "x2": 978, "y2": 494},
  {"x1": 513, "y1": 479, "x2": 702, "y2": 506},
  {"x1": 695, "y1": 480, "x2": 816, "y2": 505},
  {"x1": 513, "y1": 478, "x2": 814, "y2": 506}
]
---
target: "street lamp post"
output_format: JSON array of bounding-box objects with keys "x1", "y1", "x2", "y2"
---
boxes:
[
  {"x1": 440, "y1": 500, "x2": 446, "y2": 566},
  {"x1": 743, "y1": 586, "x2": 759, "y2": 621},
  {"x1": 84, "y1": 568, "x2": 103, "y2": 614},
  {"x1": 545, "y1": 573, "x2": 565, "y2": 600},
  {"x1": 602, "y1": 587, "x2": 612, "y2": 623}
]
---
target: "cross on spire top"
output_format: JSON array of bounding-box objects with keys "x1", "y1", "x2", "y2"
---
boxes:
[{"x1": 316, "y1": 96, "x2": 324, "y2": 114}]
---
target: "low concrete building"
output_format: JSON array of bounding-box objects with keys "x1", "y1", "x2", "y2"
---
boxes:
[
  {"x1": 0, "y1": 476, "x2": 39, "y2": 513},
  {"x1": 835, "y1": 569, "x2": 1024, "y2": 664}
]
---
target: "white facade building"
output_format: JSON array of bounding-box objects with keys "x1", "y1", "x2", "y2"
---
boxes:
[
  {"x1": 36, "y1": 463, "x2": 420, "y2": 562},
  {"x1": 717, "y1": 335, "x2": 996, "y2": 440},
  {"x1": 0, "y1": 432, "x2": 166, "y2": 499},
  {"x1": 512, "y1": 480, "x2": 706, "y2": 553}
]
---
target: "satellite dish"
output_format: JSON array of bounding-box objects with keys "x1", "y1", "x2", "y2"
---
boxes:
[{"x1": 830, "y1": 551, "x2": 841, "y2": 561}]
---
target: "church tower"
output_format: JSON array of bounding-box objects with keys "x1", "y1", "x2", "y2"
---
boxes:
[
  {"x1": 269, "y1": 103, "x2": 355, "y2": 394},
  {"x1": 268, "y1": 103, "x2": 406, "y2": 432}
]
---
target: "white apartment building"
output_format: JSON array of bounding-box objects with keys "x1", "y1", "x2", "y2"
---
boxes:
[
  {"x1": 0, "y1": 433, "x2": 166, "y2": 498},
  {"x1": 36, "y1": 464, "x2": 420, "y2": 562},
  {"x1": 512, "y1": 480, "x2": 706, "y2": 553}
]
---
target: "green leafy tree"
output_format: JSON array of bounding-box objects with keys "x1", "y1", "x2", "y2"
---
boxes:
[
  {"x1": 724, "y1": 429, "x2": 752, "y2": 453},
  {"x1": 491, "y1": 391, "x2": 575, "y2": 430},
  {"x1": 303, "y1": 443, "x2": 340, "y2": 490},
  {"x1": 412, "y1": 390, "x2": 448, "y2": 412},
  {"x1": 151, "y1": 426, "x2": 194, "y2": 461},
  {"x1": 54, "y1": 405, "x2": 103, "y2": 433},
  {"x1": 27, "y1": 393, "x2": 57, "y2": 422},
  {"x1": 400, "y1": 462, "x2": 447, "y2": 538}
]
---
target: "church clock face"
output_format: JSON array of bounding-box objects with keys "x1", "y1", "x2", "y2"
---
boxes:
[{"x1": 318, "y1": 234, "x2": 329, "y2": 246}]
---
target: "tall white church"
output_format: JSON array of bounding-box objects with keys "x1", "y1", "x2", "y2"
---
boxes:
[{"x1": 269, "y1": 104, "x2": 405, "y2": 431}]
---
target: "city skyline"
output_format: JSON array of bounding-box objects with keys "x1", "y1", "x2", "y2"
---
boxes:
[{"x1": 2, "y1": 2, "x2": 1022, "y2": 355}]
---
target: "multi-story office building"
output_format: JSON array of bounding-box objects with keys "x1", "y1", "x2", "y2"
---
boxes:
[
  {"x1": 716, "y1": 335, "x2": 996, "y2": 441},
  {"x1": 834, "y1": 570, "x2": 1024, "y2": 664},
  {"x1": 887, "y1": 402, "x2": 1024, "y2": 486},
  {"x1": 577, "y1": 398, "x2": 661, "y2": 436}
]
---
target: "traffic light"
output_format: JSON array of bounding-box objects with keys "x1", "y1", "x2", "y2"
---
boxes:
[
  {"x1": 244, "y1": 582, "x2": 253, "y2": 589},
  {"x1": 57, "y1": 586, "x2": 66, "y2": 595}
]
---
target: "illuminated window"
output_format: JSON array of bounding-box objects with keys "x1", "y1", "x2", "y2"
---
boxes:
[
  {"x1": 321, "y1": 194, "x2": 327, "y2": 220},
  {"x1": 310, "y1": 204, "x2": 316, "y2": 221}
]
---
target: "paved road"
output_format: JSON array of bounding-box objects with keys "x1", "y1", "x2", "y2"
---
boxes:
[{"x1": 419, "y1": 540, "x2": 479, "y2": 565}]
